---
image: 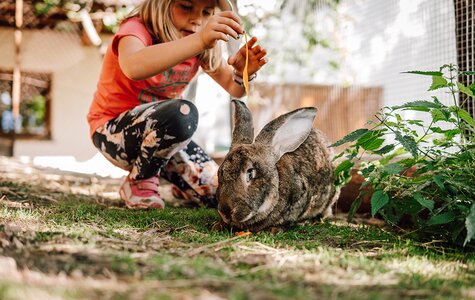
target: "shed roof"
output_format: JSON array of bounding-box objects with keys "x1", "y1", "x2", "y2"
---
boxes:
[{"x1": 0, "y1": 0, "x2": 141, "y2": 29}]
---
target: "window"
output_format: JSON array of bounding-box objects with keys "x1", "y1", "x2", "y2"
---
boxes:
[{"x1": 0, "y1": 70, "x2": 51, "y2": 139}]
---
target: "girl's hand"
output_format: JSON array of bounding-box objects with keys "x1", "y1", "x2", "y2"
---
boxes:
[
  {"x1": 227, "y1": 36, "x2": 268, "y2": 77},
  {"x1": 199, "y1": 11, "x2": 243, "y2": 49}
]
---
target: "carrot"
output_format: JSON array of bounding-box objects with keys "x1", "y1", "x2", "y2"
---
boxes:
[
  {"x1": 235, "y1": 231, "x2": 252, "y2": 237},
  {"x1": 243, "y1": 33, "x2": 250, "y2": 95}
]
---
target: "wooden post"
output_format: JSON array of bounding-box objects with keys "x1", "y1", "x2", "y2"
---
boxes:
[{"x1": 11, "y1": 0, "x2": 23, "y2": 156}]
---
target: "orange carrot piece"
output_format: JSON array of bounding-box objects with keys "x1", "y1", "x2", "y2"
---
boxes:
[
  {"x1": 235, "y1": 231, "x2": 252, "y2": 237},
  {"x1": 243, "y1": 33, "x2": 250, "y2": 95}
]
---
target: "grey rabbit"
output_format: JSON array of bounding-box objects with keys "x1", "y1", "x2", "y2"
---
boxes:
[{"x1": 216, "y1": 99, "x2": 339, "y2": 232}]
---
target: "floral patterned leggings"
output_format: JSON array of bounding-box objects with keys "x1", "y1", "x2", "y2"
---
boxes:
[{"x1": 92, "y1": 99, "x2": 218, "y2": 207}]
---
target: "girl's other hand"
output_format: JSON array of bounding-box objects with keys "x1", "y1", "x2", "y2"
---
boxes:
[
  {"x1": 227, "y1": 36, "x2": 268, "y2": 76},
  {"x1": 199, "y1": 11, "x2": 243, "y2": 49}
]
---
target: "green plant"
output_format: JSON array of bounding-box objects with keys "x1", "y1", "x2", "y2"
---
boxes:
[{"x1": 332, "y1": 64, "x2": 475, "y2": 247}]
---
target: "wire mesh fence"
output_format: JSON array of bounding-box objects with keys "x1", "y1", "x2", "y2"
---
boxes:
[
  {"x1": 246, "y1": 0, "x2": 472, "y2": 149},
  {"x1": 454, "y1": 0, "x2": 475, "y2": 117},
  {"x1": 0, "y1": 0, "x2": 473, "y2": 157}
]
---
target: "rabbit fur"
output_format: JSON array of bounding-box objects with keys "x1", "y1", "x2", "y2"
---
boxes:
[{"x1": 216, "y1": 99, "x2": 339, "y2": 232}]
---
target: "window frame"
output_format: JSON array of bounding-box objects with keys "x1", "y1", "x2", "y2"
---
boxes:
[{"x1": 0, "y1": 69, "x2": 52, "y2": 140}]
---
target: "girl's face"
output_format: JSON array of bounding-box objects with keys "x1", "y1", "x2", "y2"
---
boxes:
[{"x1": 171, "y1": 0, "x2": 216, "y2": 37}]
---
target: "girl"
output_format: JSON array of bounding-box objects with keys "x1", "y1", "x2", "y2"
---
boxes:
[{"x1": 87, "y1": 0, "x2": 267, "y2": 209}]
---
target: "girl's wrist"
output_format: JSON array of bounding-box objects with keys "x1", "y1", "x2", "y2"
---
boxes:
[{"x1": 232, "y1": 69, "x2": 257, "y2": 86}]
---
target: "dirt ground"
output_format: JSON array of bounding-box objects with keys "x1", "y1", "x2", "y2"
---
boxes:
[
  {"x1": 0, "y1": 157, "x2": 194, "y2": 299},
  {"x1": 1, "y1": 156, "x2": 472, "y2": 300}
]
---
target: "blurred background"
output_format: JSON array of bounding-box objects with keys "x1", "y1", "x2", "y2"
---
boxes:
[{"x1": 0, "y1": 0, "x2": 473, "y2": 177}]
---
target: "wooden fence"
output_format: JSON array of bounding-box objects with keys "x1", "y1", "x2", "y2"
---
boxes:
[{"x1": 250, "y1": 83, "x2": 383, "y2": 147}]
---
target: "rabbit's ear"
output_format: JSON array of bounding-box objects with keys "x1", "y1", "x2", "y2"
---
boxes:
[
  {"x1": 255, "y1": 107, "x2": 317, "y2": 160},
  {"x1": 231, "y1": 100, "x2": 254, "y2": 146}
]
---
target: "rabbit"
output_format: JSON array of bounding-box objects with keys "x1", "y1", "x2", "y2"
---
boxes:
[{"x1": 216, "y1": 99, "x2": 339, "y2": 232}]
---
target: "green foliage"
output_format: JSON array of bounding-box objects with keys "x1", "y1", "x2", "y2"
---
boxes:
[
  {"x1": 34, "y1": 0, "x2": 88, "y2": 16},
  {"x1": 332, "y1": 64, "x2": 475, "y2": 247},
  {"x1": 34, "y1": 0, "x2": 62, "y2": 16},
  {"x1": 33, "y1": 0, "x2": 132, "y2": 33},
  {"x1": 21, "y1": 95, "x2": 46, "y2": 128}
]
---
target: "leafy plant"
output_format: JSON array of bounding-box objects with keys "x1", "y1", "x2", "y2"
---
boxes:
[
  {"x1": 332, "y1": 64, "x2": 475, "y2": 247},
  {"x1": 22, "y1": 95, "x2": 46, "y2": 126},
  {"x1": 33, "y1": 0, "x2": 131, "y2": 34}
]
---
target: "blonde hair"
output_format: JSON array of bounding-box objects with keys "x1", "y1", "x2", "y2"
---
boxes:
[{"x1": 125, "y1": 0, "x2": 223, "y2": 72}]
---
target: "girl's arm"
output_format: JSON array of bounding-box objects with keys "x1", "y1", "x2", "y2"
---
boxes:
[
  {"x1": 206, "y1": 36, "x2": 268, "y2": 98},
  {"x1": 118, "y1": 11, "x2": 243, "y2": 81},
  {"x1": 118, "y1": 33, "x2": 206, "y2": 81},
  {"x1": 206, "y1": 62, "x2": 246, "y2": 98}
]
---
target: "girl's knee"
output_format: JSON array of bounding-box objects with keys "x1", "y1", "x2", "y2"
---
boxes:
[
  {"x1": 175, "y1": 99, "x2": 198, "y2": 117},
  {"x1": 149, "y1": 99, "x2": 198, "y2": 141},
  {"x1": 170, "y1": 99, "x2": 198, "y2": 140},
  {"x1": 176, "y1": 99, "x2": 198, "y2": 123}
]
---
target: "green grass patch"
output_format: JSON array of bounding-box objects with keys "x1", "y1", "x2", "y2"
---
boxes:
[{"x1": 1, "y1": 179, "x2": 475, "y2": 299}]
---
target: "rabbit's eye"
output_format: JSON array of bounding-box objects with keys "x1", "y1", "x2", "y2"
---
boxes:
[{"x1": 245, "y1": 168, "x2": 256, "y2": 182}]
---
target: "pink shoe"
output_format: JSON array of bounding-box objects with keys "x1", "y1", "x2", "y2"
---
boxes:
[{"x1": 119, "y1": 176, "x2": 165, "y2": 209}]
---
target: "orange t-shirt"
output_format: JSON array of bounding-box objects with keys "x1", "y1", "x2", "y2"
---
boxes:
[{"x1": 87, "y1": 17, "x2": 200, "y2": 137}]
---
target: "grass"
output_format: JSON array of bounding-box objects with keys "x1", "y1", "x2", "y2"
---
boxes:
[{"x1": 0, "y1": 179, "x2": 474, "y2": 299}]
